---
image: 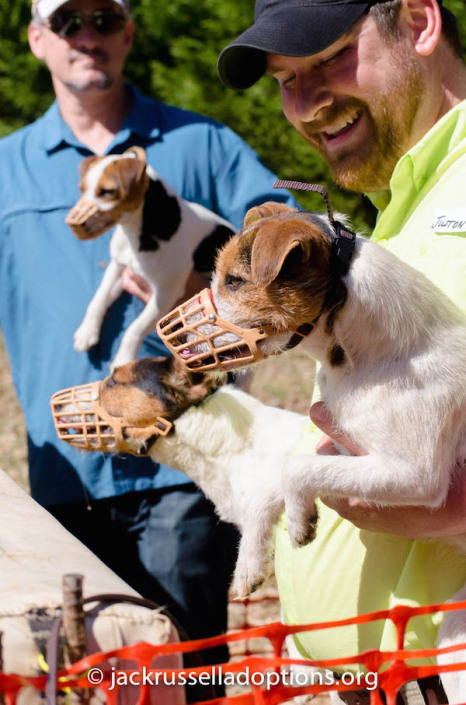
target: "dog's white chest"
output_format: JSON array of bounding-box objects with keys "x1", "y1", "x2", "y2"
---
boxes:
[{"x1": 109, "y1": 228, "x2": 144, "y2": 276}]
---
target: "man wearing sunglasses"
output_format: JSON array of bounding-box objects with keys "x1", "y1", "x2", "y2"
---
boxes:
[{"x1": 0, "y1": 0, "x2": 297, "y2": 687}]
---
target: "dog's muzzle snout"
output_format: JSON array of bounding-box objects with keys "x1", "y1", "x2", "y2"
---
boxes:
[
  {"x1": 156, "y1": 288, "x2": 279, "y2": 372},
  {"x1": 66, "y1": 199, "x2": 119, "y2": 240},
  {"x1": 51, "y1": 381, "x2": 172, "y2": 455}
]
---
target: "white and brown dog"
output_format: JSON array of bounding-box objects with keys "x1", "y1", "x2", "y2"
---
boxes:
[
  {"x1": 66, "y1": 147, "x2": 235, "y2": 370},
  {"x1": 51, "y1": 354, "x2": 307, "y2": 598},
  {"x1": 157, "y1": 200, "x2": 466, "y2": 702},
  {"x1": 160, "y1": 200, "x2": 466, "y2": 551}
]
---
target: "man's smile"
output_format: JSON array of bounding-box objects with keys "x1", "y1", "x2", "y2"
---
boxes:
[{"x1": 322, "y1": 110, "x2": 362, "y2": 142}]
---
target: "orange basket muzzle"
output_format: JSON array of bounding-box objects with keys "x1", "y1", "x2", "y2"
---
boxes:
[
  {"x1": 65, "y1": 199, "x2": 121, "y2": 240},
  {"x1": 156, "y1": 288, "x2": 277, "y2": 372},
  {"x1": 51, "y1": 381, "x2": 172, "y2": 456}
]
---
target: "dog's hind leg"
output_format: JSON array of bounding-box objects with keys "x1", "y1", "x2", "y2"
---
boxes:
[
  {"x1": 74, "y1": 260, "x2": 123, "y2": 352},
  {"x1": 232, "y1": 490, "x2": 284, "y2": 598},
  {"x1": 437, "y1": 584, "x2": 466, "y2": 704}
]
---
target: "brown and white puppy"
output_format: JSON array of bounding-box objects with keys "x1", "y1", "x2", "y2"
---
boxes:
[
  {"x1": 178, "y1": 201, "x2": 466, "y2": 703},
  {"x1": 67, "y1": 147, "x2": 235, "y2": 370},
  {"x1": 203, "y1": 202, "x2": 466, "y2": 528},
  {"x1": 55, "y1": 354, "x2": 307, "y2": 598}
]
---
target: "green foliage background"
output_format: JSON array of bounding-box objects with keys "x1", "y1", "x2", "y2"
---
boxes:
[{"x1": 0, "y1": 0, "x2": 465, "y2": 229}]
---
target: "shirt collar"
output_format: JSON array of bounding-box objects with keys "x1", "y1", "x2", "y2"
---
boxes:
[
  {"x1": 38, "y1": 84, "x2": 161, "y2": 155},
  {"x1": 112, "y1": 85, "x2": 161, "y2": 147},
  {"x1": 367, "y1": 99, "x2": 466, "y2": 213}
]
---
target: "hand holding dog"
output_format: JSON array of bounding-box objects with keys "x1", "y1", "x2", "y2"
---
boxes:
[
  {"x1": 311, "y1": 402, "x2": 466, "y2": 539},
  {"x1": 122, "y1": 268, "x2": 209, "y2": 307},
  {"x1": 121, "y1": 268, "x2": 153, "y2": 303}
]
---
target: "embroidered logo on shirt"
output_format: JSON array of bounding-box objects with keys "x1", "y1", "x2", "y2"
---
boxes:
[{"x1": 432, "y1": 210, "x2": 466, "y2": 233}]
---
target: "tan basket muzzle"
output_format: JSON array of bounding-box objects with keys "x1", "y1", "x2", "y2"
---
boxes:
[
  {"x1": 156, "y1": 288, "x2": 277, "y2": 372},
  {"x1": 51, "y1": 381, "x2": 172, "y2": 456},
  {"x1": 65, "y1": 199, "x2": 120, "y2": 240}
]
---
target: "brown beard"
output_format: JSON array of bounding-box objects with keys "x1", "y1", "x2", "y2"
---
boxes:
[{"x1": 299, "y1": 54, "x2": 425, "y2": 193}]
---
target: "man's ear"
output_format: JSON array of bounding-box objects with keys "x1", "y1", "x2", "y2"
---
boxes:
[
  {"x1": 28, "y1": 22, "x2": 46, "y2": 60},
  {"x1": 123, "y1": 18, "x2": 135, "y2": 53},
  {"x1": 401, "y1": 0, "x2": 442, "y2": 56},
  {"x1": 243, "y1": 202, "x2": 293, "y2": 228}
]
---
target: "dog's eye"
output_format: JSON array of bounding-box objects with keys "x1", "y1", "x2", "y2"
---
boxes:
[
  {"x1": 106, "y1": 375, "x2": 117, "y2": 388},
  {"x1": 97, "y1": 188, "x2": 118, "y2": 199},
  {"x1": 225, "y1": 274, "x2": 244, "y2": 290}
]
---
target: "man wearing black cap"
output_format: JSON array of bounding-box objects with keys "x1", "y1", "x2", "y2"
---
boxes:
[{"x1": 219, "y1": 1, "x2": 466, "y2": 702}]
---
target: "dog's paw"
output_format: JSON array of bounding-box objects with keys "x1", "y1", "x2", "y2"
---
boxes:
[
  {"x1": 74, "y1": 324, "x2": 100, "y2": 352},
  {"x1": 232, "y1": 557, "x2": 269, "y2": 599},
  {"x1": 110, "y1": 352, "x2": 133, "y2": 371},
  {"x1": 232, "y1": 570, "x2": 267, "y2": 600},
  {"x1": 286, "y1": 505, "x2": 319, "y2": 549}
]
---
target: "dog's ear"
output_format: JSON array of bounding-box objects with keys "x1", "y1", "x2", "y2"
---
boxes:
[
  {"x1": 112, "y1": 157, "x2": 148, "y2": 199},
  {"x1": 243, "y1": 202, "x2": 292, "y2": 228},
  {"x1": 122, "y1": 146, "x2": 147, "y2": 164},
  {"x1": 162, "y1": 356, "x2": 224, "y2": 408},
  {"x1": 251, "y1": 219, "x2": 326, "y2": 287},
  {"x1": 78, "y1": 155, "x2": 101, "y2": 186}
]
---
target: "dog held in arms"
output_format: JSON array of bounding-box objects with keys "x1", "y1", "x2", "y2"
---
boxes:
[
  {"x1": 157, "y1": 200, "x2": 466, "y2": 702},
  {"x1": 66, "y1": 147, "x2": 235, "y2": 370},
  {"x1": 52, "y1": 360, "x2": 349, "y2": 698},
  {"x1": 51, "y1": 354, "x2": 307, "y2": 597}
]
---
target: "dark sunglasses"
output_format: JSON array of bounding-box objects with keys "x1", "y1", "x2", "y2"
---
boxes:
[{"x1": 48, "y1": 9, "x2": 127, "y2": 38}]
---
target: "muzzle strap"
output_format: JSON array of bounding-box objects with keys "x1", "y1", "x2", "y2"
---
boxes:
[
  {"x1": 274, "y1": 180, "x2": 335, "y2": 223},
  {"x1": 273, "y1": 180, "x2": 356, "y2": 275},
  {"x1": 285, "y1": 322, "x2": 315, "y2": 351}
]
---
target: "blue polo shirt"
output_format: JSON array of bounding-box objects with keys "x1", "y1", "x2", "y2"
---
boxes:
[{"x1": 0, "y1": 85, "x2": 295, "y2": 507}]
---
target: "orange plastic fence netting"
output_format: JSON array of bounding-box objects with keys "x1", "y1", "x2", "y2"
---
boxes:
[{"x1": 0, "y1": 600, "x2": 465, "y2": 705}]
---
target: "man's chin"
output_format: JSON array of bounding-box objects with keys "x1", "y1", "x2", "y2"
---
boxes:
[
  {"x1": 66, "y1": 75, "x2": 113, "y2": 92},
  {"x1": 329, "y1": 158, "x2": 393, "y2": 193}
]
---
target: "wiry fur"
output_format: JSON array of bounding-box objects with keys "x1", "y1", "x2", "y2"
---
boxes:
[
  {"x1": 204, "y1": 202, "x2": 466, "y2": 702},
  {"x1": 71, "y1": 150, "x2": 235, "y2": 370}
]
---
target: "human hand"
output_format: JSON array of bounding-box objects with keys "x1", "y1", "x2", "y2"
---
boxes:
[
  {"x1": 121, "y1": 268, "x2": 153, "y2": 303},
  {"x1": 310, "y1": 401, "x2": 363, "y2": 456},
  {"x1": 309, "y1": 402, "x2": 466, "y2": 538}
]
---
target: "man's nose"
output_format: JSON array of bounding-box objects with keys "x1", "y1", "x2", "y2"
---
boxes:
[
  {"x1": 72, "y1": 19, "x2": 102, "y2": 46},
  {"x1": 293, "y1": 74, "x2": 334, "y2": 123}
]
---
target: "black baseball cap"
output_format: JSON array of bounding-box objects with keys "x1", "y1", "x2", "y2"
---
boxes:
[{"x1": 219, "y1": 0, "x2": 393, "y2": 90}]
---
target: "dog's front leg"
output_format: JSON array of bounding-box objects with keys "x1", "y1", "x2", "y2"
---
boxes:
[
  {"x1": 283, "y1": 450, "x2": 449, "y2": 549},
  {"x1": 232, "y1": 491, "x2": 284, "y2": 598},
  {"x1": 74, "y1": 260, "x2": 124, "y2": 352}
]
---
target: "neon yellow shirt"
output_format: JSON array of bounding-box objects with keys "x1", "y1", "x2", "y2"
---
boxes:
[{"x1": 275, "y1": 100, "x2": 466, "y2": 668}]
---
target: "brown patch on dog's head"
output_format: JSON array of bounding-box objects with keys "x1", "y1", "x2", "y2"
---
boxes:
[
  {"x1": 243, "y1": 202, "x2": 292, "y2": 228},
  {"x1": 78, "y1": 150, "x2": 149, "y2": 217},
  {"x1": 78, "y1": 155, "x2": 99, "y2": 182},
  {"x1": 100, "y1": 355, "x2": 222, "y2": 427},
  {"x1": 214, "y1": 203, "x2": 336, "y2": 332}
]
